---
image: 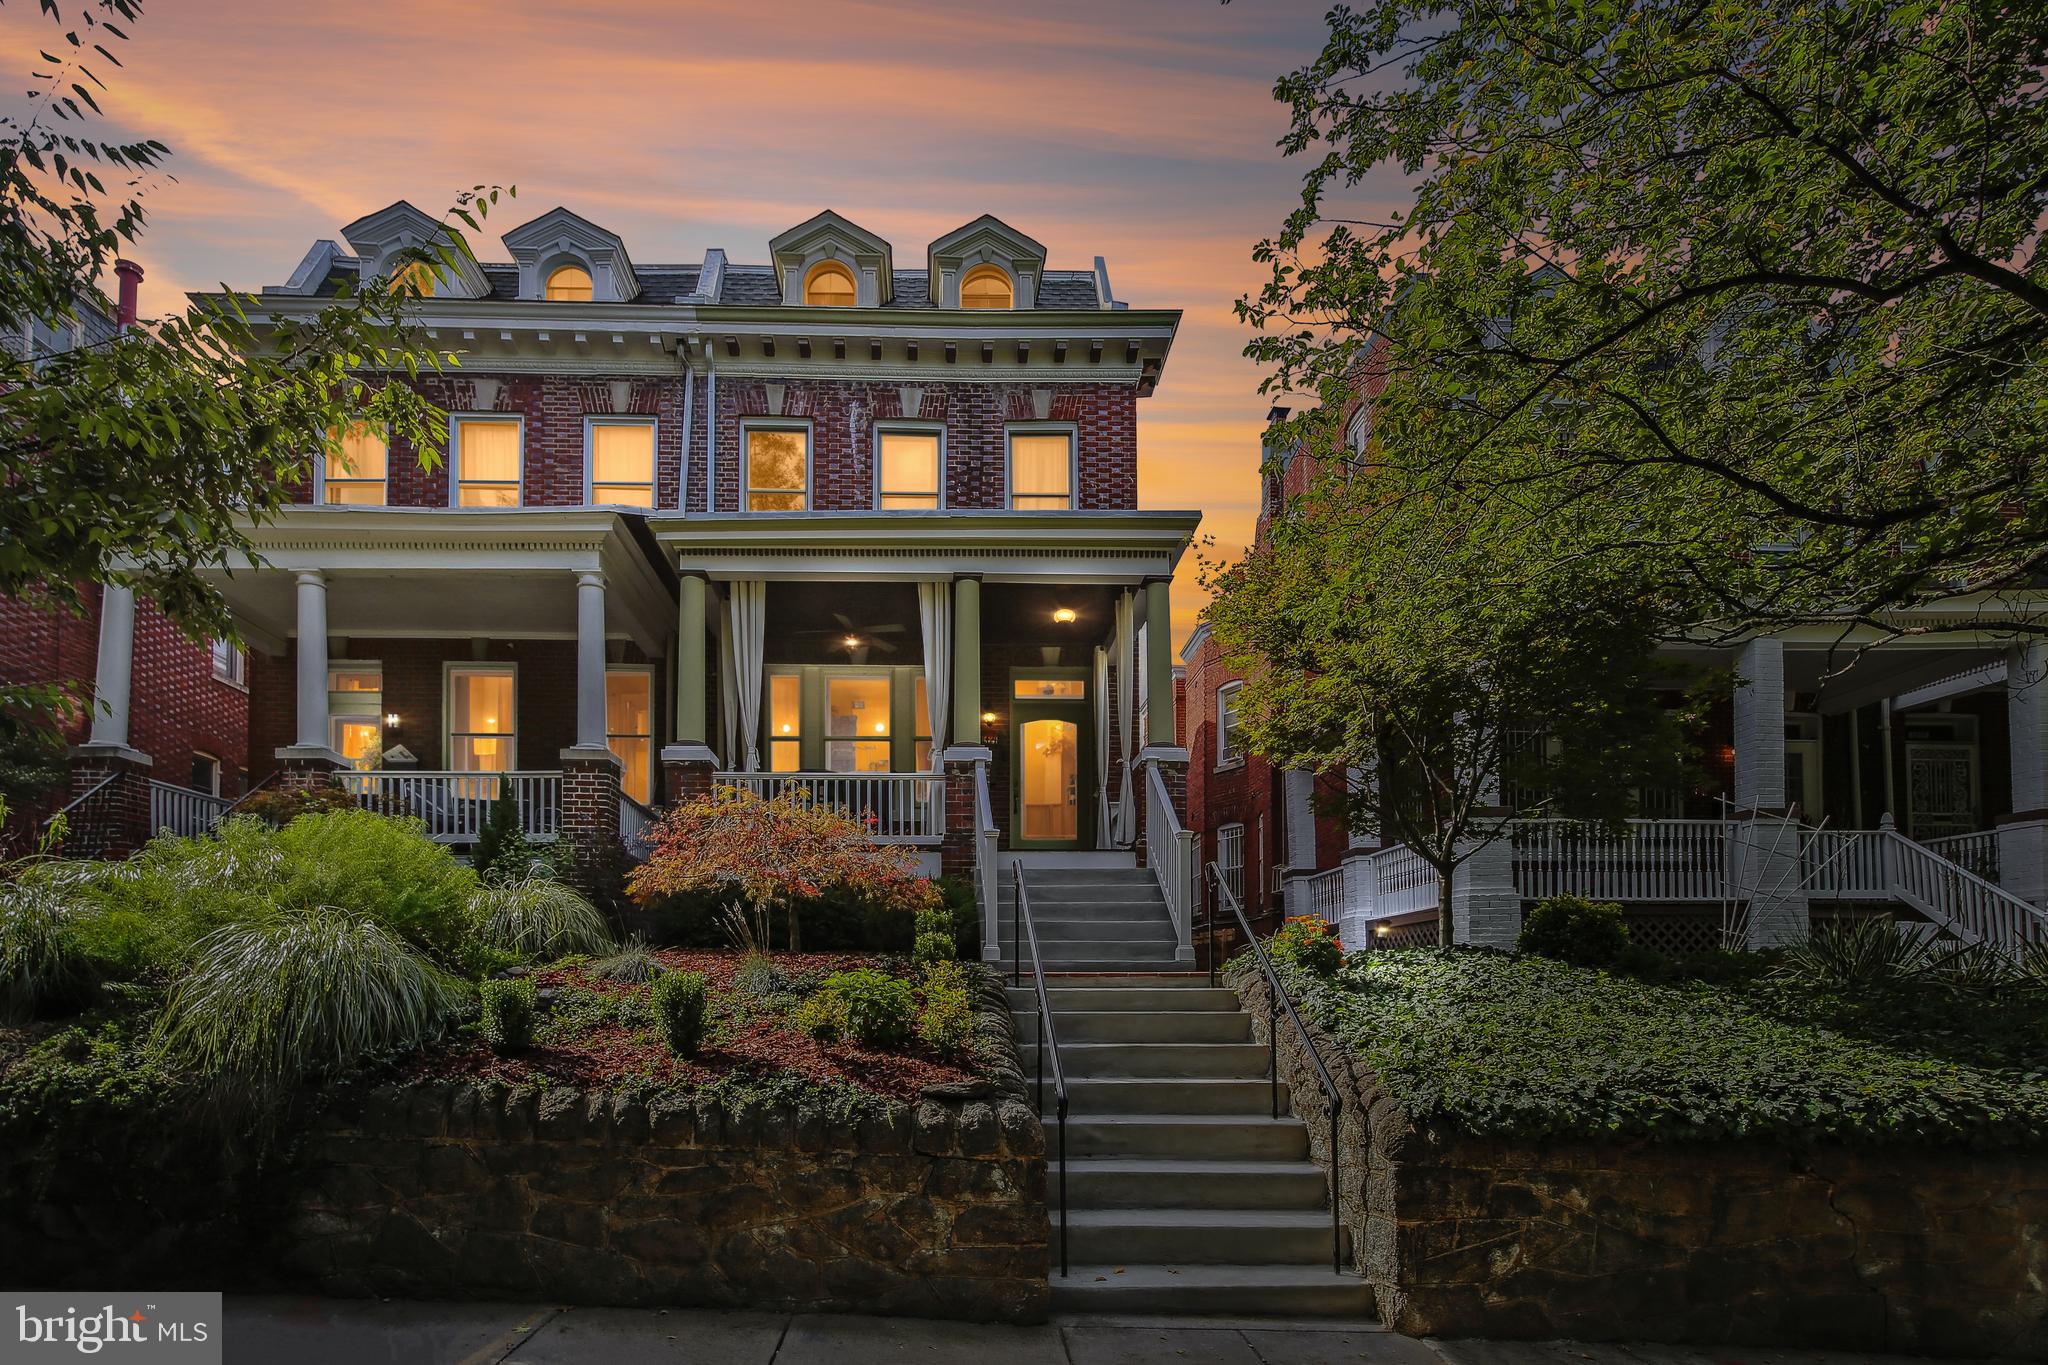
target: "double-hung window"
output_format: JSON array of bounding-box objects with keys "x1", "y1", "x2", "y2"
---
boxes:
[
  {"x1": 328, "y1": 664, "x2": 384, "y2": 770},
  {"x1": 324, "y1": 423, "x2": 389, "y2": 505},
  {"x1": 744, "y1": 425, "x2": 809, "y2": 511},
  {"x1": 209, "y1": 638, "x2": 245, "y2": 686},
  {"x1": 589, "y1": 419, "x2": 656, "y2": 508},
  {"x1": 1216, "y1": 681, "x2": 1245, "y2": 768},
  {"x1": 877, "y1": 428, "x2": 941, "y2": 509},
  {"x1": 825, "y1": 675, "x2": 891, "y2": 773},
  {"x1": 768, "y1": 674, "x2": 803, "y2": 772},
  {"x1": 448, "y1": 665, "x2": 516, "y2": 788},
  {"x1": 453, "y1": 417, "x2": 521, "y2": 507},
  {"x1": 1008, "y1": 429, "x2": 1074, "y2": 510}
]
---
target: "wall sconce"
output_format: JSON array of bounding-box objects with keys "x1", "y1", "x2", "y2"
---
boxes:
[
  {"x1": 1052, "y1": 607, "x2": 1077, "y2": 624},
  {"x1": 980, "y1": 711, "x2": 998, "y2": 725},
  {"x1": 384, "y1": 713, "x2": 400, "y2": 728}
]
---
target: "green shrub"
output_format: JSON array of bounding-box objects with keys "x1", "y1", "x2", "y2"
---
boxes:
[
  {"x1": 153, "y1": 912, "x2": 468, "y2": 1091},
  {"x1": 467, "y1": 877, "x2": 614, "y2": 959},
  {"x1": 472, "y1": 788, "x2": 524, "y2": 882},
  {"x1": 644, "y1": 878, "x2": 956, "y2": 953},
  {"x1": 651, "y1": 970, "x2": 709, "y2": 1057},
  {"x1": 912, "y1": 931, "x2": 955, "y2": 964},
  {"x1": 790, "y1": 989, "x2": 845, "y2": 1040},
  {"x1": 1269, "y1": 915, "x2": 1343, "y2": 974},
  {"x1": 234, "y1": 782, "x2": 357, "y2": 828},
  {"x1": 1518, "y1": 895, "x2": 1629, "y2": 966},
  {"x1": 916, "y1": 960, "x2": 975, "y2": 1053},
  {"x1": 1777, "y1": 916, "x2": 1930, "y2": 993},
  {"x1": 817, "y1": 967, "x2": 915, "y2": 1047},
  {"x1": 269, "y1": 810, "x2": 479, "y2": 956},
  {"x1": 0, "y1": 882, "x2": 92, "y2": 1021},
  {"x1": 1277, "y1": 949, "x2": 2048, "y2": 1147},
  {"x1": 479, "y1": 976, "x2": 537, "y2": 1053}
]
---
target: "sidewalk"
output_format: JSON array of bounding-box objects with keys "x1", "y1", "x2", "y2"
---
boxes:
[{"x1": 221, "y1": 1295, "x2": 2003, "y2": 1365}]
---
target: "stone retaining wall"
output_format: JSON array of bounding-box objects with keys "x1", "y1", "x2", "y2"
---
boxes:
[
  {"x1": 1228, "y1": 961, "x2": 2048, "y2": 1361},
  {"x1": 1, "y1": 968, "x2": 1050, "y2": 1324}
]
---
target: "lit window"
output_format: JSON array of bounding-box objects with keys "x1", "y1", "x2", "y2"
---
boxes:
[
  {"x1": 546, "y1": 264, "x2": 593, "y2": 301},
  {"x1": 826, "y1": 675, "x2": 891, "y2": 774},
  {"x1": 455, "y1": 417, "x2": 521, "y2": 507},
  {"x1": 449, "y1": 666, "x2": 516, "y2": 779},
  {"x1": 328, "y1": 664, "x2": 384, "y2": 771},
  {"x1": 209, "y1": 639, "x2": 245, "y2": 686},
  {"x1": 745, "y1": 427, "x2": 808, "y2": 511},
  {"x1": 324, "y1": 423, "x2": 388, "y2": 505},
  {"x1": 1013, "y1": 678, "x2": 1086, "y2": 700},
  {"x1": 1009, "y1": 431, "x2": 1073, "y2": 510},
  {"x1": 1217, "y1": 681, "x2": 1245, "y2": 767},
  {"x1": 606, "y1": 669, "x2": 652, "y2": 804},
  {"x1": 769, "y1": 674, "x2": 802, "y2": 772},
  {"x1": 878, "y1": 430, "x2": 940, "y2": 509},
  {"x1": 803, "y1": 261, "x2": 857, "y2": 307},
  {"x1": 590, "y1": 421, "x2": 656, "y2": 507},
  {"x1": 392, "y1": 260, "x2": 436, "y2": 297},
  {"x1": 960, "y1": 264, "x2": 1013, "y2": 309}
]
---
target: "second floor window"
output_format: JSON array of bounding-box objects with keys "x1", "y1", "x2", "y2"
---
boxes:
[
  {"x1": 804, "y1": 261, "x2": 857, "y2": 307},
  {"x1": 1009, "y1": 431, "x2": 1074, "y2": 510},
  {"x1": 546, "y1": 264, "x2": 593, "y2": 300},
  {"x1": 1217, "y1": 681, "x2": 1245, "y2": 768},
  {"x1": 745, "y1": 426, "x2": 808, "y2": 511},
  {"x1": 590, "y1": 420, "x2": 656, "y2": 507},
  {"x1": 209, "y1": 638, "x2": 244, "y2": 686},
  {"x1": 878, "y1": 430, "x2": 940, "y2": 509},
  {"x1": 324, "y1": 423, "x2": 388, "y2": 505},
  {"x1": 960, "y1": 264, "x2": 1014, "y2": 309},
  {"x1": 455, "y1": 417, "x2": 521, "y2": 507}
]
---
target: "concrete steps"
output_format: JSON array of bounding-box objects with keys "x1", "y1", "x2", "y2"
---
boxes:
[{"x1": 1009, "y1": 863, "x2": 1371, "y2": 1318}]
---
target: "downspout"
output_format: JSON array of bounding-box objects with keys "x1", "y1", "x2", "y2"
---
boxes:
[
  {"x1": 1880, "y1": 697, "x2": 1897, "y2": 820},
  {"x1": 703, "y1": 340, "x2": 719, "y2": 513},
  {"x1": 677, "y1": 339, "x2": 694, "y2": 513}
]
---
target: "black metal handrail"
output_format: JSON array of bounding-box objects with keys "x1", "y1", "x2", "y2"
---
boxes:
[
  {"x1": 1206, "y1": 861, "x2": 1346, "y2": 1275},
  {"x1": 222, "y1": 767, "x2": 283, "y2": 815},
  {"x1": 42, "y1": 768, "x2": 119, "y2": 837},
  {"x1": 1010, "y1": 860, "x2": 1069, "y2": 1278}
]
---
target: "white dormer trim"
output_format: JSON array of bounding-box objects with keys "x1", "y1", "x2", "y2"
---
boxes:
[
  {"x1": 501, "y1": 206, "x2": 642, "y2": 303},
  {"x1": 270, "y1": 240, "x2": 353, "y2": 296},
  {"x1": 928, "y1": 215, "x2": 1048, "y2": 309},
  {"x1": 768, "y1": 211, "x2": 894, "y2": 308},
  {"x1": 341, "y1": 201, "x2": 491, "y2": 300}
]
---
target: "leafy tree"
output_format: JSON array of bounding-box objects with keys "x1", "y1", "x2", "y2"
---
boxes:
[
  {"x1": 1243, "y1": 0, "x2": 2048, "y2": 651},
  {"x1": 1, "y1": 3, "x2": 508, "y2": 736},
  {"x1": 1203, "y1": 468, "x2": 1690, "y2": 944}
]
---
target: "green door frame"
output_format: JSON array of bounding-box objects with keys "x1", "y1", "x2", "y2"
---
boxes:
[{"x1": 1009, "y1": 667, "x2": 1093, "y2": 850}]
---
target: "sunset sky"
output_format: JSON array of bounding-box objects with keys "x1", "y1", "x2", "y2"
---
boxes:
[{"x1": 6, "y1": 0, "x2": 1351, "y2": 647}]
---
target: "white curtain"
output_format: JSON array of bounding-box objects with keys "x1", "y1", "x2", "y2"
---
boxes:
[
  {"x1": 717, "y1": 586, "x2": 737, "y2": 767},
  {"x1": 1112, "y1": 589, "x2": 1136, "y2": 846},
  {"x1": 917, "y1": 581, "x2": 951, "y2": 770},
  {"x1": 726, "y1": 579, "x2": 767, "y2": 771},
  {"x1": 1094, "y1": 644, "x2": 1113, "y2": 848}
]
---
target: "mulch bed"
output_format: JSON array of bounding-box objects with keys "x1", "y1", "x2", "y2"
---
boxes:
[{"x1": 400, "y1": 949, "x2": 985, "y2": 1103}]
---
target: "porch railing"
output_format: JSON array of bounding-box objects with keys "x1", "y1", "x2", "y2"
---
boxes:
[
  {"x1": 1800, "y1": 827, "x2": 1890, "y2": 899},
  {"x1": 336, "y1": 770, "x2": 561, "y2": 843},
  {"x1": 712, "y1": 771, "x2": 943, "y2": 844},
  {"x1": 1360, "y1": 844, "x2": 1439, "y2": 922},
  {"x1": 1302, "y1": 865, "x2": 1346, "y2": 923},
  {"x1": 1511, "y1": 818, "x2": 1730, "y2": 903},
  {"x1": 620, "y1": 792, "x2": 657, "y2": 861},
  {"x1": 1921, "y1": 829, "x2": 2001, "y2": 883},
  {"x1": 1142, "y1": 759, "x2": 1198, "y2": 961},
  {"x1": 148, "y1": 780, "x2": 234, "y2": 840}
]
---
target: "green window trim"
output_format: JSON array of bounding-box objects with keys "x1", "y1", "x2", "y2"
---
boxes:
[{"x1": 761, "y1": 664, "x2": 934, "y2": 772}]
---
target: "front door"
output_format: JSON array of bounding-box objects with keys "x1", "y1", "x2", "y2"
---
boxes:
[
  {"x1": 1011, "y1": 672, "x2": 1092, "y2": 849},
  {"x1": 1906, "y1": 742, "x2": 1977, "y2": 840}
]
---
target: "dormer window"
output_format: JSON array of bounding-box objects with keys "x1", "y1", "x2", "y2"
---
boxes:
[
  {"x1": 546, "y1": 265, "x2": 593, "y2": 301},
  {"x1": 392, "y1": 261, "x2": 436, "y2": 297},
  {"x1": 804, "y1": 262, "x2": 857, "y2": 308},
  {"x1": 960, "y1": 265, "x2": 1013, "y2": 310}
]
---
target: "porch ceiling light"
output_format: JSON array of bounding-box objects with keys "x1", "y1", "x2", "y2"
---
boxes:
[
  {"x1": 1053, "y1": 607, "x2": 1077, "y2": 624},
  {"x1": 843, "y1": 634, "x2": 860, "y2": 648}
]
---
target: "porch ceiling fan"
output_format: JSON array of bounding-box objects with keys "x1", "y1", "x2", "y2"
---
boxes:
[{"x1": 796, "y1": 612, "x2": 908, "y2": 655}]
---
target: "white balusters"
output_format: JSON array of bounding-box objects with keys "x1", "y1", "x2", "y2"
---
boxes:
[{"x1": 711, "y1": 771, "x2": 944, "y2": 844}]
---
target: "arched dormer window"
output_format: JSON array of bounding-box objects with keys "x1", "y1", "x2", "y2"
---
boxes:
[
  {"x1": 392, "y1": 260, "x2": 436, "y2": 297},
  {"x1": 804, "y1": 261, "x2": 857, "y2": 307},
  {"x1": 960, "y1": 264, "x2": 1013, "y2": 309},
  {"x1": 546, "y1": 264, "x2": 593, "y2": 300}
]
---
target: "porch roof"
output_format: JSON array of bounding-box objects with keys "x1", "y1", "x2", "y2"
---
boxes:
[
  {"x1": 192, "y1": 507, "x2": 675, "y2": 654},
  {"x1": 645, "y1": 508, "x2": 1201, "y2": 584}
]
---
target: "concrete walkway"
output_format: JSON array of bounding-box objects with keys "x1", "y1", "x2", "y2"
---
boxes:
[{"x1": 222, "y1": 1295, "x2": 2001, "y2": 1365}]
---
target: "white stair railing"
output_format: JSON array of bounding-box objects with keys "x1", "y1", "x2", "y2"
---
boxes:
[
  {"x1": 1142, "y1": 760, "x2": 1197, "y2": 961},
  {"x1": 147, "y1": 781, "x2": 233, "y2": 839},
  {"x1": 1873, "y1": 822, "x2": 2048, "y2": 948},
  {"x1": 336, "y1": 770, "x2": 560, "y2": 843},
  {"x1": 1920, "y1": 829, "x2": 2000, "y2": 882},
  {"x1": 712, "y1": 771, "x2": 942, "y2": 844}
]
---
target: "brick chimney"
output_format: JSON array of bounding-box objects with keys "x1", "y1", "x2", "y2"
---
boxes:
[{"x1": 113, "y1": 258, "x2": 143, "y2": 328}]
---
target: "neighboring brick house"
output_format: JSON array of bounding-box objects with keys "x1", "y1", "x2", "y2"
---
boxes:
[
  {"x1": 46, "y1": 203, "x2": 1201, "y2": 957},
  {"x1": 1186, "y1": 333, "x2": 2048, "y2": 954},
  {"x1": 2, "y1": 262, "x2": 255, "y2": 855}
]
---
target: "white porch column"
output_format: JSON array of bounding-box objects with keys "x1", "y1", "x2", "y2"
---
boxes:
[
  {"x1": 86, "y1": 583, "x2": 137, "y2": 750},
  {"x1": 1730, "y1": 635, "x2": 1808, "y2": 944},
  {"x1": 294, "y1": 571, "x2": 330, "y2": 752},
  {"x1": 1448, "y1": 756, "x2": 1520, "y2": 948},
  {"x1": 1280, "y1": 767, "x2": 1318, "y2": 916},
  {"x1": 2001, "y1": 642, "x2": 2048, "y2": 905},
  {"x1": 574, "y1": 571, "x2": 608, "y2": 752}
]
